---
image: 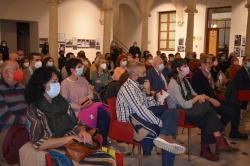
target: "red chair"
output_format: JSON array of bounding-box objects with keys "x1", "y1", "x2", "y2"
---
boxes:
[
  {"x1": 178, "y1": 109, "x2": 196, "y2": 161},
  {"x1": 189, "y1": 71, "x2": 193, "y2": 83},
  {"x1": 107, "y1": 98, "x2": 142, "y2": 166},
  {"x1": 236, "y1": 90, "x2": 250, "y2": 101}
]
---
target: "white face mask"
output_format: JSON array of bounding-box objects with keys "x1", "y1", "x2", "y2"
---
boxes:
[
  {"x1": 148, "y1": 59, "x2": 153, "y2": 64},
  {"x1": 158, "y1": 64, "x2": 165, "y2": 71},
  {"x1": 0, "y1": 60, "x2": 3, "y2": 66},
  {"x1": 213, "y1": 61, "x2": 218, "y2": 66},
  {"x1": 2, "y1": 44, "x2": 6, "y2": 47},
  {"x1": 234, "y1": 61, "x2": 239, "y2": 65},
  {"x1": 47, "y1": 62, "x2": 54, "y2": 67},
  {"x1": 75, "y1": 67, "x2": 84, "y2": 77},
  {"x1": 100, "y1": 63, "x2": 107, "y2": 70},
  {"x1": 169, "y1": 57, "x2": 174, "y2": 61},
  {"x1": 46, "y1": 82, "x2": 60, "y2": 98},
  {"x1": 121, "y1": 61, "x2": 127, "y2": 67},
  {"x1": 205, "y1": 68, "x2": 210, "y2": 73},
  {"x1": 34, "y1": 61, "x2": 42, "y2": 68},
  {"x1": 24, "y1": 62, "x2": 29, "y2": 67},
  {"x1": 112, "y1": 43, "x2": 116, "y2": 46}
]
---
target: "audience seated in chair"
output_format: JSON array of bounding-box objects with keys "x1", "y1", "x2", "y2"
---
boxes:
[
  {"x1": 192, "y1": 55, "x2": 247, "y2": 139},
  {"x1": 61, "y1": 52, "x2": 75, "y2": 80},
  {"x1": 22, "y1": 52, "x2": 42, "y2": 87},
  {"x1": 113, "y1": 54, "x2": 128, "y2": 80},
  {"x1": 92, "y1": 56, "x2": 113, "y2": 92},
  {"x1": 0, "y1": 60, "x2": 29, "y2": 165},
  {"x1": 105, "y1": 53, "x2": 114, "y2": 75},
  {"x1": 167, "y1": 58, "x2": 239, "y2": 161},
  {"x1": 225, "y1": 57, "x2": 241, "y2": 80},
  {"x1": 188, "y1": 52, "x2": 199, "y2": 72},
  {"x1": 144, "y1": 53, "x2": 153, "y2": 70},
  {"x1": 61, "y1": 58, "x2": 110, "y2": 146},
  {"x1": 24, "y1": 67, "x2": 116, "y2": 165},
  {"x1": 116, "y1": 60, "x2": 186, "y2": 166},
  {"x1": 235, "y1": 55, "x2": 250, "y2": 110}
]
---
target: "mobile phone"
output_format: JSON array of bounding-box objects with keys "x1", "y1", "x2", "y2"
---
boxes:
[{"x1": 81, "y1": 99, "x2": 89, "y2": 105}]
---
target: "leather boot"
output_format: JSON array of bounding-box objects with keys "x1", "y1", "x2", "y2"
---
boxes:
[
  {"x1": 229, "y1": 128, "x2": 248, "y2": 139},
  {"x1": 215, "y1": 136, "x2": 239, "y2": 152},
  {"x1": 200, "y1": 145, "x2": 219, "y2": 161}
]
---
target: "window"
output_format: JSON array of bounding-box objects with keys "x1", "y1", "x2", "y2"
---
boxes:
[{"x1": 158, "y1": 12, "x2": 176, "y2": 51}]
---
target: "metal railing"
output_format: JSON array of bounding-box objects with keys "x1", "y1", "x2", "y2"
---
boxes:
[{"x1": 113, "y1": 36, "x2": 129, "y2": 53}]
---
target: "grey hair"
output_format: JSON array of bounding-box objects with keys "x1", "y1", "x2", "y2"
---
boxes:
[
  {"x1": 127, "y1": 61, "x2": 145, "y2": 77},
  {"x1": 200, "y1": 54, "x2": 212, "y2": 64}
]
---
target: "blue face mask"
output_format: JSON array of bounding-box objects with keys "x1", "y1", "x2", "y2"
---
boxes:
[
  {"x1": 19, "y1": 55, "x2": 24, "y2": 60},
  {"x1": 121, "y1": 61, "x2": 127, "y2": 67},
  {"x1": 46, "y1": 83, "x2": 60, "y2": 98},
  {"x1": 75, "y1": 66, "x2": 84, "y2": 77},
  {"x1": 48, "y1": 62, "x2": 54, "y2": 67},
  {"x1": 221, "y1": 56, "x2": 226, "y2": 60},
  {"x1": 158, "y1": 64, "x2": 165, "y2": 71},
  {"x1": 246, "y1": 62, "x2": 250, "y2": 68}
]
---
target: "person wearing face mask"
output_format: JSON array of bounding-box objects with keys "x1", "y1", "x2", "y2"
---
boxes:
[
  {"x1": 9, "y1": 53, "x2": 20, "y2": 65},
  {"x1": 146, "y1": 56, "x2": 170, "y2": 93},
  {"x1": 17, "y1": 50, "x2": 25, "y2": 61},
  {"x1": 235, "y1": 55, "x2": 250, "y2": 111},
  {"x1": 58, "y1": 50, "x2": 66, "y2": 71},
  {"x1": 24, "y1": 67, "x2": 115, "y2": 164},
  {"x1": 188, "y1": 52, "x2": 199, "y2": 72},
  {"x1": 166, "y1": 54, "x2": 175, "y2": 71},
  {"x1": 0, "y1": 41, "x2": 9, "y2": 61},
  {"x1": 22, "y1": 52, "x2": 42, "y2": 87},
  {"x1": 41, "y1": 42, "x2": 49, "y2": 55},
  {"x1": 210, "y1": 57, "x2": 222, "y2": 82},
  {"x1": 140, "y1": 50, "x2": 150, "y2": 63},
  {"x1": 110, "y1": 41, "x2": 120, "y2": 67},
  {"x1": 184, "y1": 51, "x2": 192, "y2": 64},
  {"x1": 218, "y1": 53, "x2": 228, "y2": 73},
  {"x1": 42, "y1": 57, "x2": 55, "y2": 68},
  {"x1": 225, "y1": 57, "x2": 241, "y2": 80},
  {"x1": 192, "y1": 55, "x2": 247, "y2": 139},
  {"x1": 105, "y1": 53, "x2": 114, "y2": 75},
  {"x1": 116, "y1": 60, "x2": 186, "y2": 166},
  {"x1": 144, "y1": 53, "x2": 153, "y2": 70},
  {"x1": 174, "y1": 52, "x2": 181, "y2": 59},
  {"x1": 20, "y1": 56, "x2": 29, "y2": 70},
  {"x1": 0, "y1": 60, "x2": 30, "y2": 165},
  {"x1": 61, "y1": 58, "x2": 110, "y2": 146},
  {"x1": 92, "y1": 56, "x2": 113, "y2": 92},
  {"x1": 113, "y1": 54, "x2": 128, "y2": 80},
  {"x1": 168, "y1": 58, "x2": 239, "y2": 161},
  {"x1": 129, "y1": 41, "x2": 141, "y2": 59}
]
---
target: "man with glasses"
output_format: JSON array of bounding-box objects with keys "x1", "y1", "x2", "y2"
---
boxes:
[
  {"x1": 22, "y1": 52, "x2": 42, "y2": 86},
  {"x1": 235, "y1": 55, "x2": 250, "y2": 111},
  {"x1": 192, "y1": 55, "x2": 247, "y2": 139}
]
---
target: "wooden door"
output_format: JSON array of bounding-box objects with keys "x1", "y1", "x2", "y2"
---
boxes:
[{"x1": 206, "y1": 28, "x2": 219, "y2": 56}]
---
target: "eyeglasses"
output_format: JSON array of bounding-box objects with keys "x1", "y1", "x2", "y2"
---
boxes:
[{"x1": 204, "y1": 62, "x2": 213, "y2": 65}]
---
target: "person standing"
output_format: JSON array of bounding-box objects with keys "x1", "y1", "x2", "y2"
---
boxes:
[
  {"x1": 58, "y1": 50, "x2": 66, "y2": 71},
  {"x1": 129, "y1": 41, "x2": 141, "y2": 59},
  {"x1": 0, "y1": 41, "x2": 9, "y2": 61},
  {"x1": 41, "y1": 42, "x2": 49, "y2": 55}
]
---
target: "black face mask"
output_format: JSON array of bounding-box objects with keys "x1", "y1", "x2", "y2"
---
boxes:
[
  {"x1": 106, "y1": 57, "x2": 111, "y2": 60},
  {"x1": 137, "y1": 76, "x2": 148, "y2": 85}
]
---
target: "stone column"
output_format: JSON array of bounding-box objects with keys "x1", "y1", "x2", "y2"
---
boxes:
[
  {"x1": 245, "y1": 1, "x2": 250, "y2": 56},
  {"x1": 185, "y1": 0, "x2": 198, "y2": 53},
  {"x1": 103, "y1": 8, "x2": 112, "y2": 54},
  {"x1": 46, "y1": 0, "x2": 61, "y2": 68},
  {"x1": 141, "y1": 14, "x2": 150, "y2": 53}
]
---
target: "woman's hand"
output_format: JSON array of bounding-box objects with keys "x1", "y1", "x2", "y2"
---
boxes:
[
  {"x1": 80, "y1": 100, "x2": 93, "y2": 108},
  {"x1": 77, "y1": 97, "x2": 89, "y2": 105},
  {"x1": 78, "y1": 132, "x2": 93, "y2": 144}
]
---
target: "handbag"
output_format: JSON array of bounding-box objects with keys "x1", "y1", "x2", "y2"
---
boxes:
[{"x1": 65, "y1": 129, "x2": 100, "y2": 162}]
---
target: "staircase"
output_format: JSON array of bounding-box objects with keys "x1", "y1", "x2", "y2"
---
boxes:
[{"x1": 113, "y1": 36, "x2": 129, "y2": 53}]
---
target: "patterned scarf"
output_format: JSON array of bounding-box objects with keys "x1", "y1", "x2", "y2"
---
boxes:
[{"x1": 198, "y1": 66, "x2": 214, "y2": 89}]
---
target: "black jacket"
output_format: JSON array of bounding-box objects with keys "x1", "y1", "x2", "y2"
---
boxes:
[
  {"x1": 0, "y1": 46, "x2": 9, "y2": 61},
  {"x1": 235, "y1": 66, "x2": 250, "y2": 90},
  {"x1": 191, "y1": 69, "x2": 216, "y2": 98},
  {"x1": 129, "y1": 46, "x2": 141, "y2": 58}
]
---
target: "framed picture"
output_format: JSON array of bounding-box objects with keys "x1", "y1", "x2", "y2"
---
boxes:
[
  {"x1": 234, "y1": 35, "x2": 241, "y2": 46},
  {"x1": 59, "y1": 44, "x2": 65, "y2": 51},
  {"x1": 242, "y1": 36, "x2": 246, "y2": 46},
  {"x1": 72, "y1": 37, "x2": 77, "y2": 46},
  {"x1": 234, "y1": 47, "x2": 241, "y2": 57},
  {"x1": 178, "y1": 38, "x2": 184, "y2": 45},
  {"x1": 85, "y1": 39, "x2": 90, "y2": 48},
  {"x1": 65, "y1": 39, "x2": 72, "y2": 47},
  {"x1": 81, "y1": 39, "x2": 86, "y2": 48},
  {"x1": 90, "y1": 39, "x2": 96, "y2": 48},
  {"x1": 58, "y1": 33, "x2": 65, "y2": 43},
  {"x1": 177, "y1": 46, "x2": 185, "y2": 52},
  {"x1": 77, "y1": 39, "x2": 82, "y2": 48},
  {"x1": 241, "y1": 47, "x2": 245, "y2": 57},
  {"x1": 96, "y1": 38, "x2": 100, "y2": 49},
  {"x1": 39, "y1": 38, "x2": 48, "y2": 48}
]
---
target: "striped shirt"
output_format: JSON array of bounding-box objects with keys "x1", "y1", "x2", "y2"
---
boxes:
[
  {"x1": 0, "y1": 78, "x2": 27, "y2": 125},
  {"x1": 116, "y1": 78, "x2": 162, "y2": 127}
]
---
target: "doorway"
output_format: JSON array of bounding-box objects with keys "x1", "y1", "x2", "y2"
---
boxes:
[{"x1": 17, "y1": 22, "x2": 30, "y2": 55}]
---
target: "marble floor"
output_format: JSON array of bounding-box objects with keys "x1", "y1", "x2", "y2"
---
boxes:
[{"x1": 110, "y1": 109, "x2": 250, "y2": 166}]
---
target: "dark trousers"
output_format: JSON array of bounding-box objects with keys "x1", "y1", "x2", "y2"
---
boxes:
[
  {"x1": 240, "y1": 101, "x2": 248, "y2": 110},
  {"x1": 96, "y1": 108, "x2": 110, "y2": 146},
  {"x1": 212, "y1": 100, "x2": 241, "y2": 127},
  {"x1": 186, "y1": 108, "x2": 224, "y2": 145}
]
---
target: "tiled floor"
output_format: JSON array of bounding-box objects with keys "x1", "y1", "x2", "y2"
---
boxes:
[{"x1": 110, "y1": 109, "x2": 250, "y2": 166}]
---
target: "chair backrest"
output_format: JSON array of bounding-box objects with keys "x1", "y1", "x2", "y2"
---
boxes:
[
  {"x1": 236, "y1": 90, "x2": 250, "y2": 101},
  {"x1": 107, "y1": 98, "x2": 117, "y2": 122},
  {"x1": 189, "y1": 71, "x2": 193, "y2": 83}
]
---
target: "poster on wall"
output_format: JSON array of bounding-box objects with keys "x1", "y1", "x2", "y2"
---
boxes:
[
  {"x1": 234, "y1": 35, "x2": 241, "y2": 46},
  {"x1": 58, "y1": 33, "x2": 66, "y2": 43},
  {"x1": 242, "y1": 36, "x2": 246, "y2": 46},
  {"x1": 90, "y1": 40, "x2": 96, "y2": 48},
  {"x1": 39, "y1": 38, "x2": 48, "y2": 48},
  {"x1": 77, "y1": 39, "x2": 82, "y2": 48},
  {"x1": 241, "y1": 47, "x2": 245, "y2": 57},
  {"x1": 234, "y1": 47, "x2": 241, "y2": 57},
  {"x1": 177, "y1": 46, "x2": 185, "y2": 52},
  {"x1": 81, "y1": 39, "x2": 86, "y2": 48},
  {"x1": 96, "y1": 38, "x2": 100, "y2": 49},
  {"x1": 85, "y1": 39, "x2": 90, "y2": 48},
  {"x1": 65, "y1": 39, "x2": 72, "y2": 47},
  {"x1": 72, "y1": 37, "x2": 77, "y2": 46},
  {"x1": 178, "y1": 38, "x2": 184, "y2": 45},
  {"x1": 59, "y1": 44, "x2": 65, "y2": 51}
]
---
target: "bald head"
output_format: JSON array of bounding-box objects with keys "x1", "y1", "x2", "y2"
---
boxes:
[
  {"x1": 9, "y1": 53, "x2": 19, "y2": 61},
  {"x1": 17, "y1": 50, "x2": 24, "y2": 55},
  {"x1": 2, "y1": 60, "x2": 19, "y2": 72},
  {"x1": 153, "y1": 56, "x2": 163, "y2": 70}
]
